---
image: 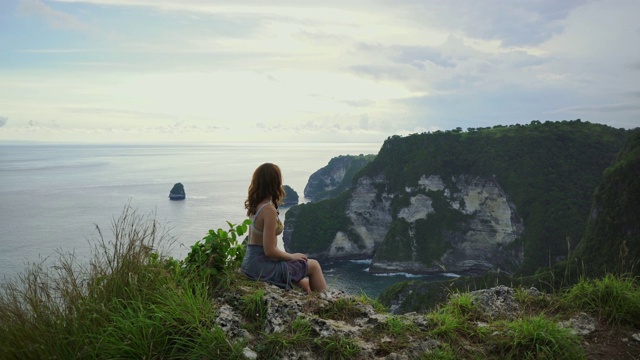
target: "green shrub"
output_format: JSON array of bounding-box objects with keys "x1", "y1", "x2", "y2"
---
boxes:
[{"x1": 182, "y1": 219, "x2": 251, "y2": 278}]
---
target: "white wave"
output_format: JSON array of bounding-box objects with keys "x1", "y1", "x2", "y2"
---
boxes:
[
  {"x1": 372, "y1": 272, "x2": 427, "y2": 278},
  {"x1": 442, "y1": 273, "x2": 461, "y2": 278},
  {"x1": 349, "y1": 259, "x2": 372, "y2": 265}
]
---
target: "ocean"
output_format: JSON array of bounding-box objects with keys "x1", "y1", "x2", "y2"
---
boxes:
[{"x1": 0, "y1": 143, "x2": 448, "y2": 298}]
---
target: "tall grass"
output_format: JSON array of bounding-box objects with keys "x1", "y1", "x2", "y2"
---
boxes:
[
  {"x1": 314, "y1": 296, "x2": 366, "y2": 324},
  {"x1": 494, "y1": 315, "x2": 584, "y2": 360},
  {"x1": 562, "y1": 274, "x2": 640, "y2": 326},
  {"x1": 241, "y1": 289, "x2": 268, "y2": 331},
  {"x1": 257, "y1": 316, "x2": 314, "y2": 359},
  {"x1": 0, "y1": 206, "x2": 240, "y2": 359}
]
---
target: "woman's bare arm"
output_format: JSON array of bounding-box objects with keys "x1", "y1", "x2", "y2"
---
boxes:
[{"x1": 261, "y1": 205, "x2": 307, "y2": 261}]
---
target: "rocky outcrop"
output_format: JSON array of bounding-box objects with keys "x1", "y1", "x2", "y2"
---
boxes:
[
  {"x1": 169, "y1": 182, "x2": 186, "y2": 200},
  {"x1": 282, "y1": 185, "x2": 299, "y2": 207},
  {"x1": 213, "y1": 281, "x2": 628, "y2": 359},
  {"x1": 304, "y1": 154, "x2": 375, "y2": 202},
  {"x1": 218, "y1": 282, "x2": 444, "y2": 359},
  {"x1": 464, "y1": 285, "x2": 523, "y2": 320},
  {"x1": 558, "y1": 312, "x2": 597, "y2": 336},
  {"x1": 326, "y1": 174, "x2": 393, "y2": 258}
]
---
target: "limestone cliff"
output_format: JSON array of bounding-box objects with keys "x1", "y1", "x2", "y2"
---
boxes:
[
  {"x1": 325, "y1": 174, "x2": 524, "y2": 273},
  {"x1": 285, "y1": 121, "x2": 630, "y2": 275}
]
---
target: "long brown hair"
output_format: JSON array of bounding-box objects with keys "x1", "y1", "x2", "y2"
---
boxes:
[{"x1": 245, "y1": 163, "x2": 286, "y2": 216}]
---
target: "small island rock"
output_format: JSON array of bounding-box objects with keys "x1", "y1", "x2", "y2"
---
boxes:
[{"x1": 169, "y1": 182, "x2": 186, "y2": 200}]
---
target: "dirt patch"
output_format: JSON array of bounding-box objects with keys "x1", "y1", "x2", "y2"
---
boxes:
[{"x1": 582, "y1": 327, "x2": 640, "y2": 360}]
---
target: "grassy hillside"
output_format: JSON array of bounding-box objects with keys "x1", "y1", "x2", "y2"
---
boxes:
[{"x1": 2, "y1": 209, "x2": 640, "y2": 359}]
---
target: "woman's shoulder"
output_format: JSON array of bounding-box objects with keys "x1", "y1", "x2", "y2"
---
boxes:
[
  {"x1": 261, "y1": 202, "x2": 278, "y2": 215},
  {"x1": 254, "y1": 201, "x2": 277, "y2": 216}
]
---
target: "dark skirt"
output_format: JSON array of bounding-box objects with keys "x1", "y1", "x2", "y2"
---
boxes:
[{"x1": 241, "y1": 244, "x2": 308, "y2": 290}]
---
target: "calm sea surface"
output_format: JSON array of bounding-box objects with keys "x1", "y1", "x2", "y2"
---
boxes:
[{"x1": 0, "y1": 143, "x2": 447, "y2": 297}]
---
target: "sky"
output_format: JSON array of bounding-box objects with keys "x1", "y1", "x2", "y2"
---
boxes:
[{"x1": 1, "y1": 0, "x2": 639, "y2": 144}]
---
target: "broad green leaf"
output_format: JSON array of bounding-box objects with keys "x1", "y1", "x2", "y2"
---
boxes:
[{"x1": 237, "y1": 226, "x2": 245, "y2": 236}]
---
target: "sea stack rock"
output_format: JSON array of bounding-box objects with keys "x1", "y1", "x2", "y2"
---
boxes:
[
  {"x1": 282, "y1": 185, "x2": 299, "y2": 207},
  {"x1": 169, "y1": 182, "x2": 186, "y2": 200}
]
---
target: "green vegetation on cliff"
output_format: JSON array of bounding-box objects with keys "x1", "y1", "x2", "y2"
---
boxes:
[
  {"x1": 370, "y1": 120, "x2": 628, "y2": 273},
  {"x1": 285, "y1": 193, "x2": 360, "y2": 255},
  {"x1": 375, "y1": 218, "x2": 414, "y2": 262},
  {"x1": 288, "y1": 120, "x2": 630, "y2": 274},
  {"x1": 303, "y1": 154, "x2": 375, "y2": 201},
  {"x1": 378, "y1": 125, "x2": 640, "y2": 316},
  {"x1": 282, "y1": 184, "x2": 299, "y2": 206},
  {"x1": 374, "y1": 189, "x2": 472, "y2": 266},
  {"x1": 573, "y1": 129, "x2": 640, "y2": 276}
]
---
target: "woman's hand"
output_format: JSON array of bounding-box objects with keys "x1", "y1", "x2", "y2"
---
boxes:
[{"x1": 290, "y1": 253, "x2": 308, "y2": 262}]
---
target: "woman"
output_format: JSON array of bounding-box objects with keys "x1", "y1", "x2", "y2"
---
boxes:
[{"x1": 241, "y1": 163, "x2": 327, "y2": 293}]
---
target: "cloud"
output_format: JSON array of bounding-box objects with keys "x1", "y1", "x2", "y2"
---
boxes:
[
  {"x1": 341, "y1": 99, "x2": 375, "y2": 108},
  {"x1": 3, "y1": 0, "x2": 638, "y2": 144},
  {"x1": 0, "y1": 116, "x2": 7, "y2": 127},
  {"x1": 397, "y1": 0, "x2": 589, "y2": 46},
  {"x1": 62, "y1": 107, "x2": 176, "y2": 121},
  {"x1": 548, "y1": 103, "x2": 640, "y2": 114},
  {"x1": 42, "y1": 0, "x2": 590, "y2": 49},
  {"x1": 393, "y1": 45, "x2": 456, "y2": 69},
  {"x1": 627, "y1": 91, "x2": 640, "y2": 99},
  {"x1": 348, "y1": 34, "x2": 547, "y2": 97},
  {"x1": 17, "y1": 0, "x2": 87, "y2": 30},
  {"x1": 628, "y1": 61, "x2": 640, "y2": 71}
]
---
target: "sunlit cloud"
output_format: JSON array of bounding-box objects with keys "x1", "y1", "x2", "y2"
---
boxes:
[
  {"x1": 1, "y1": 0, "x2": 639, "y2": 143},
  {"x1": 17, "y1": 0, "x2": 87, "y2": 30}
]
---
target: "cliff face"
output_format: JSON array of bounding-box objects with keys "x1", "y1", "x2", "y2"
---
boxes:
[
  {"x1": 327, "y1": 174, "x2": 392, "y2": 258},
  {"x1": 574, "y1": 129, "x2": 640, "y2": 276},
  {"x1": 285, "y1": 121, "x2": 630, "y2": 275},
  {"x1": 322, "y1": 174, "x2": 524, "y2": 273},
  {"x1": 304, "y1": 154, "x2": 375, "y2": 202}
]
